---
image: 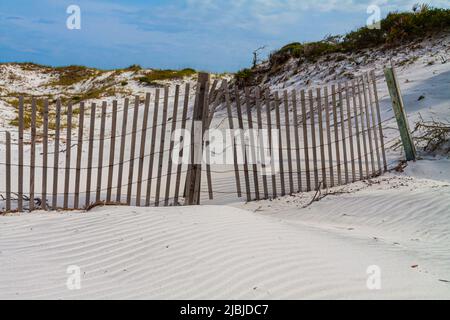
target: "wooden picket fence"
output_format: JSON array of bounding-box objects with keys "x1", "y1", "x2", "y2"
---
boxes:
[
  {"x1": 0, "y1": 70, "x2": 388, "y2": 212},
  {"x1": 215, "y1": 70, "x2": 388, "y2": 202}
]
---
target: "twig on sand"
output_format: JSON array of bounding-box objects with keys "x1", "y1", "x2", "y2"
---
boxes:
[
  {"x1": 308, "y1": 182, "x2": 323, "y2": 206},
  {"x1": 84, "y1": 201, "x2": 128, "y2": 212},
  {"x1": 302, "y1": 181, "x2": 359, "y2": 208}
]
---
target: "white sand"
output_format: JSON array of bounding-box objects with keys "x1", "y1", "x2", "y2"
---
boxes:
[
  {"x1": 0, "y1": 34, "x2": 449, "y2": 300},
  {"x1": 1, "y1": 160, "x2": 449, "y2": 299}
]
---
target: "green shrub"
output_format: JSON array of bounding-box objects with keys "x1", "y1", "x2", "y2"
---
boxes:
[
  {"x1": 137, "y1": 68, "x2": 196, "y2": 85},
  {"x1": 268, "y1": 6, "x2": 450, "y2": 68},
  {"x1": 235, "y1": 68, "x2": 254, "y2": 80}
]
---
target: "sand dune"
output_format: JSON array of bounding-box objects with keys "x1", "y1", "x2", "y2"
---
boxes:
[{"x1": 1, "y1": 176, "x2": 449, "y2": 300}]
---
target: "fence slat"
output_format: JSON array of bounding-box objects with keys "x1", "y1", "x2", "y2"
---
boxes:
[
  {"x1": 301, "y1": 90, "x2": 311, "y2": 192},
  {"x1": 95, "y1": 101, "x2": 107, "y2": 202},
  {"x1": 186, "y1": 75, "x2": 209, "y2": 205},
  {"x1": 29, "y1": 98, "x2": 37, "y2": 211},
  {"x1": 283, "y1": 90, "x2": 294, "y2": 195},
  {"x1": 317, "y1": 88, "x2": 327, "y2": 188},
  {"x1": 136, "y1": 93, "x2": 151, "y2": 206},
  {"x1": 332, "y1": 85, "x2": 342, "y2": 185},
  {"x1": 52, "y1": 99, "x2": 61, "y2": 210},
  {"x1": 291, "y1": 89, "x2": 302, "y2": 192},
  {"x1": 6, "y1": 131, "x2": 11, "y2": 212},
  {"x1": 127, "y1": 97, "x2": 139, "y2": 205},
  {"x1": 366, "y1": 72, "x2": 382, "y2": 174},
  {"x1": 324, "y1": 87, "x2": 334, "y2": 187},
  {"x1": 74, "y1": 102, "x2": 85, "y2": 209},
  {"x1": 116, "y1": 98, "x2": 129, "y2": 202},
  {"x1": 265, "y1": 90, "x2": 277, "y2": 198},
  {"x1": 338, "y1": 83, "x2": 349, "y2": 185},
  {"x1": 361, "y1": 76, "x2": 376, "y2": 176},
  {"x1": 224, "y1": 83, "x2": 242, "y2": 198},
  {"x1": 106, "y1": 100, "x2": 118, "y2": 203},
  {"x1": 183, "y1": 87, "x2": 197, "y2": 201},
  {"x1": 256, "y1": 87, "x2": 268, "y2": 199},
  {"x1": 63, "y1": 102, "x2": 72, "y2": 209},
  {"x1": 357, "y1": 79, "x2": 370, "y2": 178},
  {"x1": 145, "y1": 90, "x2": 160, "y2": 206},
  {"x1": 155, "y1": 87, "x2": 169, "y2": 206},
  {"x1": 274, "y1": 92, "x2": 285, "y2": 196},
  {"x1": 203, "y1": 83, "x2": 214, "y2": 202},
  {"x1": 245, "y1": 87, "x2": 260, "y2": 200},
  {"x1": 309, "y1": 90, "x2": 319, "y2": 190},
  {"x1": 208, "y1": 79, "x2": 218, "y2": 107},
  {"x1": 18, "y1": 96, "x2": 24, "y2": 212},
  {"x1": 165, "y1": 85, "x2": 180, "y2": 206},
  {"x1": 85, "y1": 103, "x2": 96, "y2": 208},
  {"x1": 351, "y1": 81, "x2": 364, "y2": 180},
  {"x1": 174, "y1": 84, "x2": 190, "y2": 205},
  {"x1": 235, "y1": 86, "x2": 252, "y2": 202},
  {"x1": 371, "y1": 70, "x2": 387, "y2": 171},
  {"x1": 345, "y1": 82, "x2": 356, "y2": 182},
  {"x1": 204, "y1": 83, "x2": 224, "y2": 201},
  {"x1": 42, "y1": 99, "x2": 49, "y2": 210}
]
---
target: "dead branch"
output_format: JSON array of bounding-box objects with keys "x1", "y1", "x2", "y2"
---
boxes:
[
  {"x1": 413, "y1": 114, "x2": 450, "y2": 153},
  {"x1": 84, "y1": 201, "x2": 129, "y2": 212}
]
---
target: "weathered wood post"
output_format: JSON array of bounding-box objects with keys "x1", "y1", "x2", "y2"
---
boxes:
[
  {"x1": 186, "y1": 72, "x2": 209, "y2": 205},
  {"x1": 5, "y1": 131, "x2": 11, "y2": 212},
  {"x1": 384, "y1": 66, "x2": 417, "y2": 161}
]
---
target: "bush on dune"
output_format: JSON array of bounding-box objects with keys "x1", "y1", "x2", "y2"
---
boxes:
[
  {"x1": 237, "y1": 5, "x2": 450, "y2": 82},
  {"x1": 137, "y1": 68, "x2": 197, "y2": 86}
]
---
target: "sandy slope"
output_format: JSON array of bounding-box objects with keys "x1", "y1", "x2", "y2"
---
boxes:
[
  {"x1": 0, "y1": 34, "x2": 449, "y2": 300},
  {"x1": 1, "y1": 163, "x2": 449, "y2": 300}
]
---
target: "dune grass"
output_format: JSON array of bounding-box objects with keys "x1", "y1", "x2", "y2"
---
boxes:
[
  {"x1": 137, "y1": 68, "x2": 197, "y2": 86},
  {"x1": 237, "y1": 5, "x2": 450, "y2": 81}
]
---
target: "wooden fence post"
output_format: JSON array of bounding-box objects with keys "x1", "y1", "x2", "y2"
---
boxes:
[
  {"x1": 384, "y1": 67, "x2": 417, "y2": 161},
  {"x1": 74, "y1": 102, "x2": 85, "y2": 209},
  {"x1": 30, "y1": 98, "x2": 37, "y2": 211},
  {"x1": 63, "y1": 102, "x2": 72, "y2": 209},
  {"x1": 5, "y1": 131, "x2": 11, "y2": 212},
  {"x1": 106, "y1": 100, "x2": 118, "y2": 203},
  {"x1": 185, "y1": 72, "x2": 209, "y2": 205},
  {"x1": 52, "y1": 99, "x2": 61, "y2": 210},
  {"x1": 18, "y1": 96, "x2": 24, "y2": 212},
  {"x1": 42, "y1": 99, "x2": 49, "y2": 210},
  {"x1": 95, "y1": 101, "x2": 107, "y2": 202}
]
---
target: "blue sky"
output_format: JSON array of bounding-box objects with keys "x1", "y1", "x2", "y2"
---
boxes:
[{"x1": 0, "y1": 0, "x2": 448, "y2": 72}]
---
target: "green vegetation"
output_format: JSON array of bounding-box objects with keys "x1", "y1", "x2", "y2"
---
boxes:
[
  {"x1": 69, "y1": 85, "x2": 124, "y2": 103},
  {"x1": 235, "y1": 68, "x2": 258, "y2": 85},
  {"x1": 124, "y1": 64, "x2": 142, "y2": 72},
  {"x1": 7, "y1": 97, "x2": 46, "y2": 129},
  {"x1": 4, "y1": 86, "x2": 122, "y2": 129},
  {"x1": 6, "y1": 97, "x2": 62, "y2": 130},
  {"x1": 137, "y1": 68, "x2": 196, "y2": 86},
  {"x1": 15, "y1": 62, "x2": 52, "y2": 72},
  {"x1": 49, "y1": 65, "x2": 102, "y2": 86},
  {"x1": 6, "y1": 96, "x2": 83, "y2": 130},
  {"x1": 237, "y1": 5, "x2": 450, "y2": 82},
  {"x1": 343, "y1": 5, "x2": 450, "y2": 50},
  {"x1": 235, "y1": 68, "x2": 254, "y2": 80}
]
